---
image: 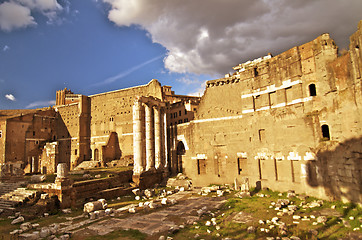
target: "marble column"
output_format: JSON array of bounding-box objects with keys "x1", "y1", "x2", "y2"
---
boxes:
[
  {"x1": 163, "y1": 111, "x2": 169, "y2": 170},
  {"x1": 133, "y1": 99, "x2": 144, "y2": 174},
  {"x1": 145, "y1": 104, "x2": 155, "y2": 171},
  {"x1": 154, "y1": 106, "x2": 162, "y2": 169},
  {"x1": 56, "y1": 163, "x2": 68, "y2": 179}
]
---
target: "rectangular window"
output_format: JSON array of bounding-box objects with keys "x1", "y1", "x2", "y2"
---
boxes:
[
  {"x1": 184, "y1": 109, "x2": 187, "y2": 115},
  {"x1": 237, "y1": 157, "x2": 247, "y2": 175},
  {"x1": 75, "y1": 149, "x2": 78, "y2": 155},
  {"x1": 179, "y1": 110, "x2": 182, "y2": 116},
  {"x1": 197, "y1": 159, "x2": 206, "y2": 175},
  {"x1": 0, "y1": 130, "x2": 2, "y2": 138},
  {"x1": 170, "y1": 113, "x2": 173, "y2": 119},
  {"x1": 258, "y1": 129, "x2": 265, "y2": 141},
  {"x1": 269, "y1": 91, "x2": 277, "y2": 107}
]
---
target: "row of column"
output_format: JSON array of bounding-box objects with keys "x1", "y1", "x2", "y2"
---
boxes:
[{"x1": 133, "y1": 99, "x2": 168, "y2": 175}]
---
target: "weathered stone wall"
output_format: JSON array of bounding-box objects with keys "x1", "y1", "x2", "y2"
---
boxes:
[
  {"x1": 176, "y1": 22, "x2": 362, "y2": 203},
  {"x1": 89, "y1": 80, "x2": 163, "y2": 163},
  {"x1": 101, "y1": 132, "x2": 122, "y2": 164},
  {"x1": 56, "y1": 103, "x2": 80, "y2": 170},
  {"x1": 40, "y1": 142, "x2": 58, "y2": 174},
  {"x1": 0, "y1": 109, "x2": 57, "y2": 173},
  {"x1": 73, "y1": 170, "x2": 133, "y2": 199}
]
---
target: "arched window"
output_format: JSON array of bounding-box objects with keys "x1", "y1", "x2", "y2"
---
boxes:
[
  {"x1": 94, "y1": 149, "x2": 99, "y2": 161},
  {"x1": 309, "y1": 84, "x2": 317, "y2": 96},
  {"x1": 321, "y1": 124, "x2": 330, "y2": 140}
]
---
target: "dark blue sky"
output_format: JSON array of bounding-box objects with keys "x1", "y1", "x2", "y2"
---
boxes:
[{"x1": 0, "y1": 0, "x2": 361, "y2": 109}]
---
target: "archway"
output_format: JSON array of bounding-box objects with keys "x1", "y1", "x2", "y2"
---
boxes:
[
  {"x1": 94, "y1": 149, "x2": 99, "y2": 161},
  {"x1": 176, "y1": 141, "x2": 186, "y2": 173}
]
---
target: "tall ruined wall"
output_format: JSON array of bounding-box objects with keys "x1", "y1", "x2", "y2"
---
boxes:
[
  {"x1": 0, "y1": 120, "x2": 5, "y2": 163},
  {"x1": 89, "y1": 79, "x2": 163, "y2": 162},
  {"x1": 56, "y1": 103, "x2": 81, "y2": 170},
  {"x1": 55, "y1": 95, "x2": 91, "y2": 170},
  {"x1": 1, "y1": 110, "x2": 57, "y2": 172},
  {"x1": 177, "y1": 24, "x2": 362, "y2": 203}
]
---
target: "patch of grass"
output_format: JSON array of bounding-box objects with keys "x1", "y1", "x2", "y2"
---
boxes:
[
  {"x1": 0, "y1": 218, "x2": 18, "y2": 238},
  {"x1": 84, "y1": 228, "x2": 146, "y2": 240}
]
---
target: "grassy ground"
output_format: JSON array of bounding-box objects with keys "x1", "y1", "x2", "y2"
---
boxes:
[
  {"x1": 166, "y1": 189, "x2": 362, "y2": 240},
  {"x1": 1, "y1": 187, "x2": 361, "y2": 240}
]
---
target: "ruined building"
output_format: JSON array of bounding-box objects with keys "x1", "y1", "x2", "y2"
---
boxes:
[
  {"x1": 176, "y1": 21, "x2": 362, "y2": 203},
  {"x1": 0, "y1": 21, "x2": 361, "y2": 203},
  {"x1": 0, "y1": 80, "x2": 200, "y2": 178}
]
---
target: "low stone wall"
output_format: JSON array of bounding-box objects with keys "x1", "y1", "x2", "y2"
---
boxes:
[
  {"x1": 97, "y1": 186, "x2": 135, "y2": 199},
  {"x1": 133, "y1": 170, "x2": 164, "y2": 190},
  {"x1": 74, "y1": 170, "x2": 133, "y2": 199}
]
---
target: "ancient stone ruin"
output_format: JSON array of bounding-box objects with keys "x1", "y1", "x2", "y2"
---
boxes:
[{"x1": 0, "y1": 20, "x2": 361, "y2": 206}]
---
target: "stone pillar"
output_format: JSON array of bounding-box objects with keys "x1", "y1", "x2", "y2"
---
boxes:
[
  {"x1": 56, "y1": 163, "x2": 68, "y2": 179},
  {"x1": 163, "y1": 111, "x2": 169, "y2": 170},
  {"x1": 145, "y1": 104, "x2": 155, "y2": 171},
  {"x1": 133, "y1": 99, "x2": 144, "y2": 175},
  {"x1": 31, "y1": 157, "x2": 35, "y2": 173},
  {"x1": 154, "y1": 106, "x2": 162, "y2": 169},
  {"x1": 54, "y1": 163, "x2": 75, "y2": 208}
]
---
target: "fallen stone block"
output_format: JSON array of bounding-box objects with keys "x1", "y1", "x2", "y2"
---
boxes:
[
  {"x1": 144, "y1": 189, "x2": 155, "y2": 198},
  {"x1": 11, "y1": 216, "x2": 24, "y2": 225},
  {"x1": 30, "y1": 175, "x2": 46, "y2": 183},
  {"x1": 84, "y1": 200, "x2": 106, "y2": 213},
  {"x1": 132, "y1": 188, "x2": 142, "y2": 196},
  {"x1": 20, "y1": 222, "x2": 32, "y2": 232},
  {"x1": 317, "y1": 216, "x2": 327, "y2": 223},
  {"x1": 161, "y1": 198, "x2": 168, "y2": 205},
  {"x1": 39, "y1": 227, "x2": 51, "y2": 238}
]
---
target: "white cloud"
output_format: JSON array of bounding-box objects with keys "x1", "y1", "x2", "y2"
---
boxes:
[
  {"x1": 5, "y1": 94, "x2": 16, "y2": 101},
  {"x1": 187, "y1": 81, "x2": 206, "y2": 97},
  {"x1": 26, "y1": 100, "x2": 55, "y2": 108},
  {"x1": 0, "y1": 0, "x2": 63, "y2": 31},
  {"x1": 0, "y1": 2, "x2": 36, "y2": 31},
  {"x1": 3, "y1": 45, "x2": 10, "y2": 52},
  {"x1": 103, "y1": 0, "x2": 362, "y2": 75}
]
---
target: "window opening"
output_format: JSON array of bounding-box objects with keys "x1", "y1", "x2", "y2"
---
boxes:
[
  {"x1": 237, "y1": 157, "x2": 247, "y2": 175},
  {"x1": 254, "y1": 67, "x2": 259, "y2": 77},
  {"x1": 309, "y1": 84, "x2": 317, "y2": 96},
  {"x1": 321, "y1": 124, "x2": 330, "y2": 140},
  {"x1": 197, "y1": 159, "x2": 206, "y2": 175},
  {"x1": 258, "y1": 129, "x2": 265, "y2": 141}
]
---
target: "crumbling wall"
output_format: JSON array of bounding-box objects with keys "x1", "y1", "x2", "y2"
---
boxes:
[
  {"x1": 101, "y1": 132, "x2": 122, "y2": 164},
  {"x1": 178, "y1": 23, "x2": 362, "y2": 203},
  {"x1": 89, "y1": 79, "x2": 163, "y2": 163}
]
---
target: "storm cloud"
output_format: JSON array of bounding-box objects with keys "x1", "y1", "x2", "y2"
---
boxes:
[{"x1": 103, "y1": 0, "x2": 362, "y2": 75}]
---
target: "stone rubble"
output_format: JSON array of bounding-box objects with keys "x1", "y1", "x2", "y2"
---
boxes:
[{"x1": 83, "y1": 199, "x2": 107, "y2": 213}]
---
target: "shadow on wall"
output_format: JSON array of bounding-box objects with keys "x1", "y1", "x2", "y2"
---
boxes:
[
  {"x1": 102, "y1": 132, "x2": 122, "y2": 164},
  {"x1": 306, "y1": 136, "x2": 362, "y2": 203},
  {"x1": 56, "y1": 115, "x2": 71, "y2": 171}
]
